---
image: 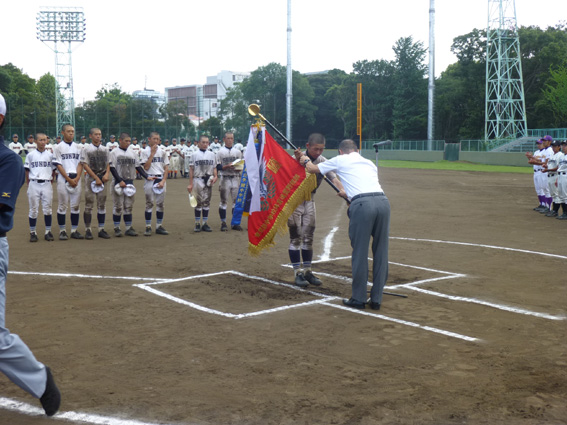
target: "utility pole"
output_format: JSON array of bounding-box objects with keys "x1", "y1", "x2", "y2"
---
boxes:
[
  {"x1": 485, "y1": 0, "x2": 527, "y2": 142},
  {"x1": 427, "y1": 0, "x2": 435, "y2": 149}
]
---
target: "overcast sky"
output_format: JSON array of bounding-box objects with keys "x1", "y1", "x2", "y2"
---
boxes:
[{"x1": 2, "y1": 0, "x2": 565, "y2": 104}]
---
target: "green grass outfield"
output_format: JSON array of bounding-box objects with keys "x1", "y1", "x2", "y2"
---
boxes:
[{"x1": 377, "y1": 160, "x2": 532, "y2": 174}]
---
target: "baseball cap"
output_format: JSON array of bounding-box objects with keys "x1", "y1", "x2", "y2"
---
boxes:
[
  {"x1": 123, "y1": 184, "x2": 136, "y2": 197},
  {"x1": 91, "y1": 181, "x2": 104, "y2": 193},
  {"x1": 543, "y1": 135, "x2": 553, "y2": 142},
  {"x1": 152, "y1": 183, "x2": 165, "y2": 194},
  {"x1": 28, "y1": 134, "x2": 34, "y2": 138},
  {"x1": 65, "y1": 181, "x2": 79, "y2": 194},
  {"x1": 551, "y1": 141, "x2": 561, "y2": 147},
  {"x1": 114, "y1": 184, "x2": 124, "y2": 196},
  {"x1": 536, "y1": 139, "x2": 543, "y2": 144},
  {"x1": 110, "y1": 135, "x2": 116, "y2": 139},
  {"x1": 0, "y1": 93, "x2": 6, "y2": 116}
]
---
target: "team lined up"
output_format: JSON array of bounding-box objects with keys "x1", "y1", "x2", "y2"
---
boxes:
[
  {"x1": 21, "y1": 125, "x2": 246, "y2": 242},
  {"x1": 526, "y1": 136, "x2": 567, "y2": 219}
]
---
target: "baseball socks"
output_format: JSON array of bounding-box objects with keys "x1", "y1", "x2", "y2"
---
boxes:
[
  {"x1": 302, "y1": 249, "x2": 322, "y2": 286},
  {"x1": 289, "y1": 249, "x2": 308, "y2": 287}
]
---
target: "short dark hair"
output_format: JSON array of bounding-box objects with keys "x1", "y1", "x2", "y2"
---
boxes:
[
  {"x1": 119, "y1": 132, "x2": 130, "y2": 140},
  {"x1": 307, "y1": 133, "x2": 325, "y2": 146},
  {"x1": 61, "y1": 123, "x2": 73, "y2": 132},
  {"x1": 338, "y1": 139, "x2": 357, "y2": 153}
]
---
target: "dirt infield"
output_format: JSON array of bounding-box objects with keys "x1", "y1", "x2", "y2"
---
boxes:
[{"x1": 0, "y1": 168, "x2": 566, "y2": 425}]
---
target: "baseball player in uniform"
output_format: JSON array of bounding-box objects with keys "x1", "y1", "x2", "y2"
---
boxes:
[
  {"x1": 288, "y1": 133, "x2": 341, "y2": 287},
  {"x1": 542, "y1": 141, "x2": 562, "y2": 217},
  {"x1": 24, "y1": 134, "x2": 37, "y2": 155},
  {"x1": 209, "y1": 137, "x2": 222, "y2": 154},
  {"x1": 141, "y1": 131, "x2": 169, "y2": 236},
  {"x1": 527, "y1": 139, "x2": 548, "y2": 212},
  {"x1": 0, "y1": 92, "x2": 61, "y2": 417},
  {"x1": 216, "y1": 132, "x2": 242, "y2": 231},
  {"x1": 109, "y1": 133, "x2": 150, "y2": 236},
  {"x1": 128, "y1": 137, "x2": 142, "y2": 179},
  {"x1": 234, "y1": 139, "x2": 244, "y2": 152},
  {"x1": 188, "y1": 135, "x2": 218, "y2": 232},
  {"x1": 24, "y1": 133, "x2": 55, "y2": 242},
  {"x1": 555, "y1": 141, "x2": 567, "y2": 220},
  {"x1": 52, "y1": 124, "x2": 84, "y2": 240},
  {"x1": 169, "y1": 138, "x2": 182, "y2": 179},
  {"x1": 8, "y1": 134, "x2": 23, "y2": 156},
  {"x1": 106, "y1": 135, "x2": 119, "y2": 151},
  {"x1": 80, "y1": 128, "x2": 111, "y2": 240}
]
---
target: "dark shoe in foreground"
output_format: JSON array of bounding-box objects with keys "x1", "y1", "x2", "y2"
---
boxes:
[
  {"x1": 304, "y1": 271, "x2": 322, "y2": 286},
  {"x1": 201, "y1": 223, "x2": 212, "y2": 232},
  {"x1": 144, "y1": 226, "x2": 152, "y2": 236},
  {"x1": 114, "y1": 227, "x2": 123, "y2": 238},
  {"x1": 30, "y1": 233, "x2": 39, "y2": 243},
  {"x1": 44, "y1": 231, "x2": 54, "y2": 242},
  {"x1": 194, "y1": 223, "x2": 201, "y2": 232},
  {"x1": 70, "y1": 231, "x2": 84, "y2": 240},
  {"x1": 156, "y1": 225, "x2": 169, "y2": 235},
  {"x1": 545, "y1": 210, "x2": 558, "y2": 217},
  {"x1": 125, "y1": 227, "x2": 138, "y2": 237},
  {"x1": 557, "y1": 213, "x2": 567, "y2": 220},
  {"x1": 220, "y1": 222, "x2": 228, "y2": 232},
  {"x1": 98, "y1": 229, "x2": 111, "y2": 239},
  {"x1": 294, "y1": 272, "x2": 309, "y2": 288},
  {"x1": 40, "y1": 367, "x2": 61, "y2": 417},
  {"x1": 342, "y1": 298, "x2": 365, "y2": 309},
  {"x1": 85, "y1": 229, "x2": 93, "y2": 240},
  {"x1": 368, "y1": 301, "x2": 381, "y2": 310},
  {"x1": 231, "y1": 225, "x2": 243, "y2": 231},
  {"x1": 59, "y1": 231, "x2": 68, "y2": 241}
]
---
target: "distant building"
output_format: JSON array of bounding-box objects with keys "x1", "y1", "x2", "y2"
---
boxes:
[
  {"x1": 132, "y1": 89, "x2": 166, "y2": 108},
  {"x1": 165, "y1": 70, "x2": 249, "y2": 121}
]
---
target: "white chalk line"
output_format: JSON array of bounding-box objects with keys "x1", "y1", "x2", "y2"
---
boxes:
[
  {"x1": 320, "y1": 226, "x2": 339, "y2": 261},
  {"x1": 390, "y1": 237, "x2": 567, "y2": 260},
  {"x1": 0, "y1": 397, "x2": 174, "y2": 425},
  {"x1": 322, "y1": 303, "x2": 479, "y2": 342},
  {"x1": 134, "y1": 270, "x2": 338, "y2": 320},
  {"x1": 8, "y1": 270, "x2": 166, "y2": 281}
]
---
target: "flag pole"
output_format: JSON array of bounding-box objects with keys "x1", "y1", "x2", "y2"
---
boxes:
[{"x1": 248, "y1": 104, "x2": 349, "y2": 204}]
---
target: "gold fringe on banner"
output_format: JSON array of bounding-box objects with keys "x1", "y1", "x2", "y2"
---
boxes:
[{"x1": 248, "y1": 172, "x2": 317, "y2": 256}]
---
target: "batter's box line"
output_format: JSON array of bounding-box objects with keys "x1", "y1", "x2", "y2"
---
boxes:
[
  {"x1": 133, "y1": 270, "x2": 339, "y2": 320},
  {"x1": 285, "y1": 257, "x2": 566, "y2": 321},
  {"x1": 8, "y1": 270, "x2": 169, "y2": 282}
]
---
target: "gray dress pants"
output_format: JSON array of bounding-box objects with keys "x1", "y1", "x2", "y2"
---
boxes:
[
  {"x1": 348, "y1": 193, "x2": 391, "y2": 304},
  {"x1": 0, "y1": 237, "x2": 46, "y2": 398}
]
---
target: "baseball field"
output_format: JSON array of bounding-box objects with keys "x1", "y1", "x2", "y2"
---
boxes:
[{"x1": 0, "y1": 166, "x2": 565, "y2": 425}]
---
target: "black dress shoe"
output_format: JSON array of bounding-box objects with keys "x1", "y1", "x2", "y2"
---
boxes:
[
  {"x1": 368, "y1": 301, "x2": 381, "y2": 310},
  {"x1": 342, "y1": 298, "x2": 365, "y2": 309}
]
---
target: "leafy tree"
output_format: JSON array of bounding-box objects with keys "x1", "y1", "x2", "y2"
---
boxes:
[
  {"x1": 199, "y1": 116, "x2": 223, "y2": 139},
  {"x1": 218, "y1": 85, "x2": 249, "y2": 141},
  {"x1": 537, "y1": 64, "x2": 567, "y2": 127}
]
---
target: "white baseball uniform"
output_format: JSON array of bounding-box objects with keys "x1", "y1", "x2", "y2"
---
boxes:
[{"x1": 24, "y1": 149, "x2": 55, "y2": 221}]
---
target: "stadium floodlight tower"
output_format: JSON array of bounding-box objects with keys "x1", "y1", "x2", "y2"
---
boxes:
[
  {"x1": 484, "y1": 0, "x2": 527, "y2": 143},
  {"x1": 37, "y1": 7, "x2": 86, "y2": 135}
]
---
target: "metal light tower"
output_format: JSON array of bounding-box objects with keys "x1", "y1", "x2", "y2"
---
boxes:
[
  {"x1": 37, "y1": 7, "x2": 86, "y2": 135},
  {"x1": 427, "y1": 0, "x2": 435, "y2": 149},
  {"x1": 484, "y1": 0, "x2": 527, "y2": 142}
]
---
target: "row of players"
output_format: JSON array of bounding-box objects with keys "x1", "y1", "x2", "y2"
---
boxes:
[
  {"x1": 525, "y1": 136, "x2": 567, "y2": 219},
  {"x1": 24, "y1": 125, "x2": 244, "y2": 242}
]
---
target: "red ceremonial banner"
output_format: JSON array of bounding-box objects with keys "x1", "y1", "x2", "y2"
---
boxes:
[{"x1": 247, "y1": 130, "x2": 316, "y2": 255}]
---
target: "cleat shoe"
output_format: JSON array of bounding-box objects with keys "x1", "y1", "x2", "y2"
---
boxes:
[
  {"x1": 114, "y1": 227, "x2": 123, "y2": 238},
  {"x1": 98, "y1": 229, "x2": 111, "y2": 239},
  {"x1": 125, "y1": 227, "x2": 138, "y2": 237},
  {"x1": 144, "y1": 226, "x2": 152, "y2": 236},
  {"x1": 556, "y1": 213, "x2": 567, "y2": 220},
  {"x1": 545, "y1": 210, "x2": 558, "y2": 217},
  {"x1": 231, "y1": 225, "x2": 243, "y2": 231},
  {"x1": 30, "y1": 233, "x2": 39, "y2": 243},
  {"x1": 85, "y1": 229, "x2": 94, "y2": 240},
  {"x1": 534, "y1": 205, "x2": 545, "y2": 211},
  {"x1": 40, "y1": 367, "x2": 61, "y2": 417},
  {"x1": 294, "y1": 272, "x2": 309, "y2": 288},
  {"x1": 70, "y1": 231, "x2": 84, "y2": 240},
  {"x1": 194, "y1": 223, "x2": 201, "y2": 232},
  {"x1": 368, "y1": 301, "x2": 381, "y2": 310},
  {"x1": 44, "y1": 231, "x2": 54, "y2": 242},
  {"x1": 538, "y1": 207, "x2": 550, "y2": 214},
  {"x1": 59, "y1": 230, "x2": 68, "y2": 241},
  {"x1": 220, "y1": 222, "x2": 228, "y2": 232},
  {"x1": 156, "y1": 225, "x2": 169, "y2": 235},
  {"x1": 304, "y1": 271, "x2": 322, "y2": 286},
  {"x1": 201, "y1": 223, "x2": 212, "y2": 232}
]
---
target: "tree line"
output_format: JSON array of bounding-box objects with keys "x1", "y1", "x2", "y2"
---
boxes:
[{"x1": 1, "y1": 24, "x2": 565, "y2": 146}]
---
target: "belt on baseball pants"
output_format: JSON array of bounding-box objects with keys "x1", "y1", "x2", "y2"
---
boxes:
[
  {"x1": 548, "y1": 173, "x2": 556, "y2": 177},
  {"x1": 559, "y1": 172, "x2": 567, "y2": 175},
  {"x1": 0, "y1": 232, "x2": 6, "y2": 238},
  {"x1": 148, "y1": 174, "x2": 162, "y2": 178},
  {"x1": 31, "y1": 179, "x2": 49, "y2": 183},
  {"x1": 351, "y1": 192, "x2": 385, "y2": 202}
]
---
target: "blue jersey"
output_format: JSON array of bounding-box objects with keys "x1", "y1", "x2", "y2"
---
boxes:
[{"x1": 0, "y1": 136, "x2": 25, "y2": 233}]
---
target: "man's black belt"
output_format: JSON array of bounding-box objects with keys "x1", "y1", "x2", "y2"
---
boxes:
[
  {"x1": 68, "y1": 173, "x2": 78, "y2": 179},
  {"x1": 548, "y1": 173, "x2": 556, "y2": 177},
  {"x1": 221, "y1": 175, "x2": 239, "y2": 178},
  {"x1": 351, "y1": 192, "x2": 385, "y2": 202},
  {"x1": 0, "y1": 232, "x2": 6, "y2": 238},
  {"x1": 559, "y1": 172, "x2": 567, "y2": 175},
  {"x1": 31, "y1": 179, "x2": 48, "y2": 183}
]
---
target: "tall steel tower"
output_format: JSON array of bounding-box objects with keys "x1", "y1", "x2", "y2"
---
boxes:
[
  {"x1": 37, "y1": 7, "x2": 86, "y2": 135},
  {"x1": 484, "y1": 0, "x2": 527, "y2": 142}
]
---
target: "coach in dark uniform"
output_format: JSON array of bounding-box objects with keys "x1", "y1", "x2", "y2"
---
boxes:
[
  {"x1": 299, "y1": 139, "x2": 391, "y2": 310},
  {"x1": 0, "y1": 93, "x2": 61, "y2": 416}
]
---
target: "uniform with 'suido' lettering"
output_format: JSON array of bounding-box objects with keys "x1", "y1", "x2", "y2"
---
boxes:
[
  {"x1": 216, "y1": 133, "x2": 242, "y2": 231},
  {"x1": 53, "y1": 126, "x2": 84, "y2": 240},
  {"x1": 189, "y1": 138, "x2": 217, "y2": 232},
  {"x1": 24, "y1": 139, "x2": 55, "y2": 242},
  {"x1": 140, "y1": 137, "x2": 169, "y2": 236}
]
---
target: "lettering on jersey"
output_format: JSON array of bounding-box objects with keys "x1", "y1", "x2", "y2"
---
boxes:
[
  {"x1": 117, "y1": 158, "x2": 137, "y2": 165},
  {"x1": 151, "y1": 157, "x2": 164, "y2": 163},
  {"x1": 28, "y1": 161, "x2": 52, "y2": 168},
  {"x1": 194, "y1": 159, "x2": 215, "y2": 166},
  {"x1": 61, "y1": 153, "x2": 81, "y2": 160}
]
